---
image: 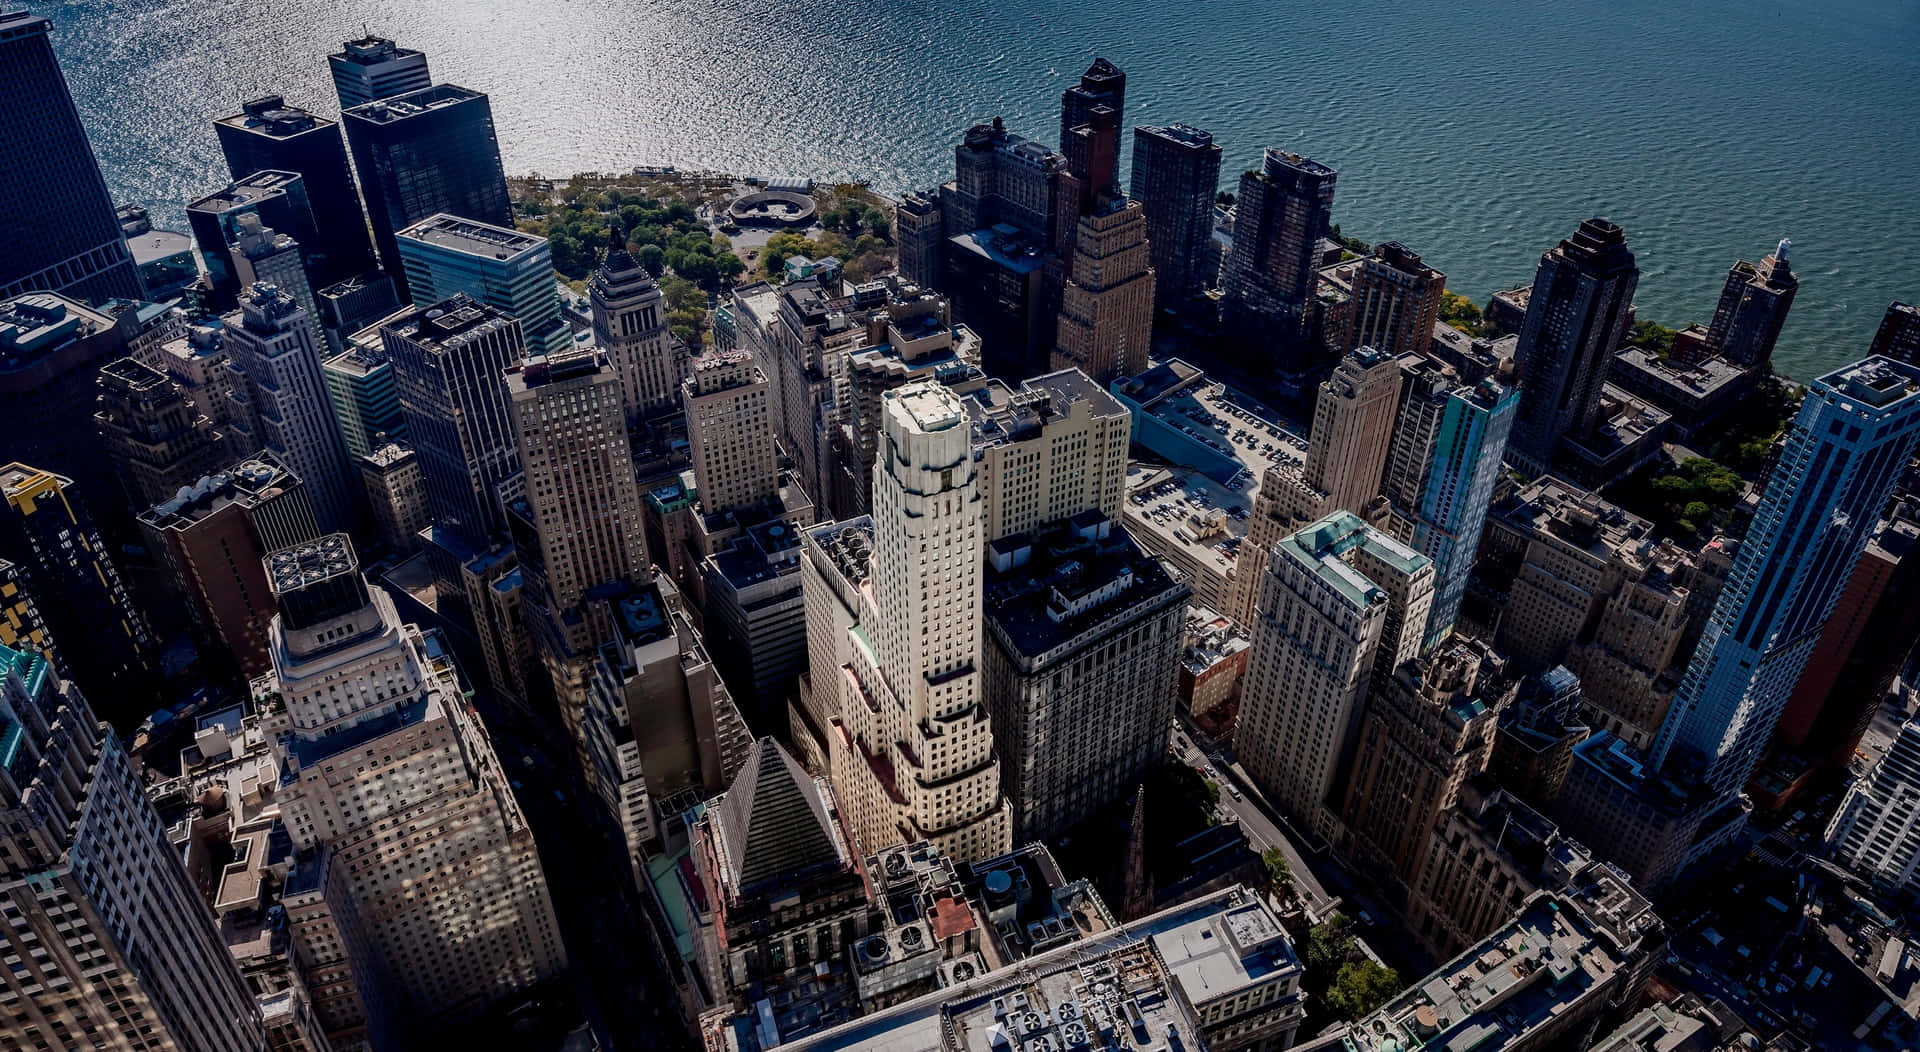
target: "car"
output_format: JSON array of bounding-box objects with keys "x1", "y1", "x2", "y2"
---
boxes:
[{"x1": 1229, "y1": 787, "x2": 1244, "y2": 801}]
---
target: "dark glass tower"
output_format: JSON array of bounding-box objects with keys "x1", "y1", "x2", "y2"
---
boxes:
[
  {"x1": 0, "y1": 11, "x2": 142, "y2": 303},
  {"x1": 213, "y1": 95, "x2": 378, "y2": 286},
  {"x1": 1131, "y1": 123, "x2": 1221, "y2": 308},
  {"x1": 1221, "y1": 149, "x2": 1337, "y2": 365},
  {"x1": 185, "y1": 170, "x2": 321, "y2": 309},
  {"x1": 342, "y1": 85, "x2": 513, "y2": 302},
  {"x1": 1869, "y1": 302, "x2": 1920, "y2": 364},
  {"x1": 1506, "y1": 218, "x2": 1638, "y2": 476},
  {"x1": 1059, "y1": 57, "x2": 1125, "y2": 193}
]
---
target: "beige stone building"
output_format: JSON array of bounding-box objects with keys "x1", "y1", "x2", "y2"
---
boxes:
[
  {"x1": 684, "y1": 348, "x2": 780, "y2": 519},
  {"x1": 1052, "y1": 198, "x2": 1155, "y2": 386},
  {"x1": 968, "y1": 368, "x2": 1131, "y2": 542},
  {"x1": 589, "y1": 247, "x2": 685, "y2": 426}
]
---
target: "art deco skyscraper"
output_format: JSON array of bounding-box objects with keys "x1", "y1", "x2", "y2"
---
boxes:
[
  {"x1": 1347, "y1": 242, "x2": 1446, "y2": 359},
  {"x1": 223, "y1": 284, "x2": 358, "y2": 533},
  {"x1": 262, "y1": 535, "x2": 567, "y2": 1027},
  {"x1": 96, "y1": 356, "x2": 231, "y2": 510},
  {"x1": 1131, "y1": 124, "x2": 1222, "y2": 308},
  {"x1": 0, "y1": 643, "x2": 266, "y2": 1051},
  {"x1": 0, "y1": 11, "x2": 143, "y2": 302},
  {"x1": 213, "y1": 96, "x2": 377, "y2": 286},
  {"x1": 1506, "y1": 218, "x2": 1638, "y2": 476},
  {"x1": 831, "y1": 381, "x2": 1013, "y2": 862},
  {"x1": 1704, "y1": 239, "x2": 1797, "y2": 370},
  {"x1": 1221, "y1": 149, "x2": 1337, "y2": 362},
  {"x1": 328, "y1": 35, "x2": 432, "y2": 109},
  {"x1": 591, "y1": 247, "x2": 684, "y2": 426},
  {"x1": 1059, "y1": 58, "x2": 1126, "y2": 191},
  {"x1": 342, "y1": 85, "x2": 512, "y2": 299},
  {"x1": 1052, "y1": 198, "x2": 1155, "y2": 385}
]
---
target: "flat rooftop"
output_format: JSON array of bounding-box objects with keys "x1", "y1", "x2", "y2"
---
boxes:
[
  {"x1": 985, "y1": 520, "x2": 1184, "y2": 658},
  {"x1": 1821, "y1": 355, "x2": 1920, "y2": 409},
  {"x1": 1121, "y1": 462, "x2": 1252, "y2": 575},
  {"x1": 139, "y1": 457, "x2": 300, "y2": 529},
  {"x1": 949, "y1": 226, "x2": 1045, "y2": 274},
  {"x1": 891, "y1": 382, "x2": 966, "y2": 433},
  {"x1": 397, "y1": 213, "x2": 543, "y2": 259},
  {"x1": 187, "y1": 170, "x2": 303, "y2": 215},
  {"x1": 1280, "y1": 511, "x2": 1430, "y2": 610},
  {"x1": 343, "y1": 83, "x2": 485, "y2": 124}
]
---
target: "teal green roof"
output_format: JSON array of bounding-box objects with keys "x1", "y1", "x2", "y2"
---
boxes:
[
  {"x1": 1279, "y1": 511, "x2": 1431, "y2": 609},
  {"x1": 0, "y1": 643, "x2": 48, "y2": 698}
]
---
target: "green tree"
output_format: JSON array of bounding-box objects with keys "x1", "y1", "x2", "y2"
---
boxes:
[
  {"x1": 660, "y1": 275, "x2": 706, "y2": 314},
  {"x1": 1302, "y1": 918, "x2": 1352, "y2": 974},
  {"x1": 1325, "y1": 961, "x2": 1401, "y2": 1020},
  {"x1": 1628, "y1": 319, "x2": 1678, "y2": 358},
  {"x1": 1439, "y1": 291, "x2": 1484, "y2": 334},
  {"x1": 1260, "y1": 849, "x2": 1296, "y2": 906},
  {"x1": 866, "y1": 212, "x2": 892, "y2": 241},
  {"x1": 637, "y1": 244, "x2": 666, "y2": 276},
  {"x1": 715, "y1": 252, "x2": 746, "y2": 283}
]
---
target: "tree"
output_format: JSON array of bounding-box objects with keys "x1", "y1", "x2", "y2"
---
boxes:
[
  {"x1": 866, "y1": 212, "x2": 892, "y2": 241},
  {"x1": 1628, "y1": 319, "x2": 1678, "y2": 358},
  {"x1": 637, "y1": 244, "x2": 665, "y2": 276},
  {"x1": 1216, "y1": 190, "x2": 1236, "y2": 208},
  {"x1": 659, "y1": 275, "x2": 706, "y2": 314},
  {"x1": 1261, "y1": 849, "x2": 1296, "y2": 906},
  {"x1": 1324, "y1": 961, "x2": 1400, "y2": 1020},
  {"x1": 715, "y1": 252, "x2": 746, "y2": 283},
  {"x1": 1302, "y1": 918, "x2": 1352, "y2": 974},
  {"x1": 1439, "y1": 290, "x2": 1484, "y2": 334}
]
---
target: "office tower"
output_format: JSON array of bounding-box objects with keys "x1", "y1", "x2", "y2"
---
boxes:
[
  {"x1": 156, "y1": 319, "x2": 250, "y2": 453},
  {"x1": 1404, "y1": 377, "x2": 1517, "y2": 647},
  {"x1": 187, "y1": 170, "x2": 323, "y2": 309},
  {"x1": 213, "y1": 96, "x2": 376, "y2": 286},
  {"x1": 1405, "y1": 775, "x2": 1594, "y2": 961},
  {"x1": 261, "y1": 535, "x2": 566, "y2": 1026},
  {"x1": 381, "y1": 295, "x2": 525, "y2": 547},
  {"x1": 1347, "y1": 242, "x2": 1446, "y2": 359},
  {"x1": 1826, "y1": 715, "x2": 1920, "y2": 888},
  {"x1": 1236, "y1": 512, "x2": 1432, "y2": 839},
  {"x1": 1704, "y1": 239, "x2": 1797, "y2": 370},
  {"x1": 360, "y1": 440, "x2": 431, "y2": 554},
  {"x1": 684, "y1": 349, "x2": 780, "y2": 517},
  {"x1": 982, "y1": 513, "x2": 1188, "y2": 840},
  {"x1": 1059, "y1": 58, "x2": 1125, "y2": 188},
  {"x1": 796, "y1": 517, "x2": 872, "y2": 768},
  {"x1": 223, "y1": 284, "x2": 357, "y2": 533},
  {"x1": 321, "y1": 339, "x2": 406, "y2": 459},
  {"x1": 342, "y1": 85, "x2": 512, "y2": 297},
  {"x1": 702, "y1": 519, "x2": 807, "y2": 729},
  {"x1": 937, "y1": 118, "x2": 1067, "y2": 379},
  {"x1": 1341, "y1": 639, "x2": 1511, "y2": 890},
  {"x1": 586, "y1": 579, "x2": 752, "y2": 868},
  {"x1": 314, "y1": 271, "x2": 399, "y2": 357},
  {"x1": 1221, "y1": 149, "x2": 1337, "y2": 361},
  {"x1": 119, "y1": 205, "x2": 199, "y2": 301},
  {"x1": 95, "y1": 356, "x2": 231, "y2": 510},
  {"x1": 1777, "y1": 500, "x2": 1920, "y2": 774},
  {"x1": 139, "y1": 454, "x2": 317, "y2": 677},
  {"x1": 228, "y1": 214, "x2": 317, "y2": 314},
  {"x1": 1870, "y1": 302, "x2": 1920, "y2": 364},
  {"x1": 1052, "y1": 196, "x2": 1154, "y2": 385},
  {"x1": 0, "y1": 643, "x2": 266, "y2": 1051},
  {"x1": 831, "y1": 381, "x2": 1013, "y2": 862},
  {"x1": 0, "y1": 464, "x2": 154, "y2": 710},
  {"x1": 396, "y1": 213, "x2": 570, "y2": 356},
  {"x1": 968, "y1": 368, "x2": 1131, "y2": 540},
  {"x1": 0, "y1": 558, "x2": 55, "y2": 664},
  {"x1": 1325, "y1": 866, "x2": 1663, "y2": 1052},
  {"x1": 329, "y1": 35, "x2": 432, "y2": 109},
  {"x1": 0, "y1": 293, "x2": 130, "y2": 528},
  {"x1": 0, "y1": 11, "x2": 143, "y2": 302},
  {"x1": 1228, "y1": 346, "x2": 1402, "y2": 624},
  {"x1": 1131, "y1": 124, "x2": 1221, "y2": 309},
  {"x1": 590, "y1": 246, "x2": 684, "y2": 426},
  {"x1": 894, "y1": 191, "x2": 944, "y2": 288},
  {"x1": 1488, "y1": 665, "x2": 1590, "y2": 810},
  {"x1": 1506, "y1": 218, "x2": 1639, "y2": 477}
]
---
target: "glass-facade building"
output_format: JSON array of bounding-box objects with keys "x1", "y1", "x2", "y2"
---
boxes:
[{"x1": 1413, "y1": 377, "x2": 1518, "y2": 648}]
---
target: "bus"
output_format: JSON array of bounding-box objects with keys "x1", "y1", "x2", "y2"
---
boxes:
[{"x1": 1879, "y1": 938, "x2": 1905, "y2": 984}]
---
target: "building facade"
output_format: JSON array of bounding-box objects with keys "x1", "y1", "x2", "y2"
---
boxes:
[
  {"x1": 222, "y1": 284, "x2": 357, "y2": 534},
  {"x1": 590, "y1": 248, "x2": 685, "y2": 427},
  {"x1": 1221, "y1": 150, "x2": 1337, "y2": 366},
  {"x1": 1130, "y1": 123, "x2": 1221, "y2": 309},
  {"x1": 1704, "y1": 239, "x2": 1797, "y2": 370},
  {"x1": 95, "y1": 355, "x2": 230, "y2": 512},
  {"x1": 396, "y1": 213, "x2": 570, "y2": 357},
  {"x1": 328, "y1": 36, "x2": 431, "y2": 109},
  {"x1": 213, "y1": 96, "x2": 376, "y2": 287},
  {"x1": 1346, "y1": 242, "x2": 1445, "y2": 360}
]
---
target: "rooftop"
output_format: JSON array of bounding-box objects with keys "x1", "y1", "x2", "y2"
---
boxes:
[
  {"x1": 1819, "y1": 355, "x2": 1920, "y2": 410},
  {"x1": 965, "y1": 369, "x2": 1127, "y2": 452},
  {"x1": 1117, "y1": 358, "x2": 1306, "y2": 482},
  {"x1": 214, "y1": 96, "x2": 328, "y2": 138},
  {"x1": 983, "y1": 516, "x2": 1186, "y2": 659},
  {"x1": 139, "y1": 456, "x2": 300, "y2": 530},
  {"x1": 343, "y1": 83, "x2": 486, "y2": 124},
  {"x1": 264, "y1": 533, "x2": 357, "y2": 596},
  {"x1": 949, "y1": 225, "x2": 1046, "y2": 274},
  {"x1": 890, "y1": 381, "x2": 966, "y2": 433},
  {"x1": 1281, "y1": 511, "x2": 1430, "y2": 609},
  {"x1": 0, "y1": 293, "x2": 111, "y2": 366},
  {"x1": 1121, "y1": 462, "x2": 1252, "y2": 574},
  {"x1": 187, "y1": 170, "x2": 304, "y2": 216},
  {"x1": 397, "y1": 213, "x2": 543, "y2": 259}
]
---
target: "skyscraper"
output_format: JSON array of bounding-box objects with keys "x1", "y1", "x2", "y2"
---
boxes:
[
  {"x1": 321, "y1": 338, "x2": 407, "y2": 459},
  {"x1": 684, "y1": 348, "x2": 781, "y2": 518},
  {"x1": 0, "y1": 11, "x2": 143, "y2": 302},
  {"x1": 1405, "y1": 377, "x2": 1518, "y2": 647},
  {"x1": 342, "y1": 85, "x2": 512, "y2": 297},
  {"x1": 1506, "y1": 218, "x2": 1638, "y2": 477},
  {"x1": 1704, "y1": 239, "x2": 1797, "y2": 370},
  {"x1": 261, "y1": 535, "x2": 567, "y2": 1027},
  {"x1": 186, "y1": 170, "x2": 323, "y2": 309},
  {"x1": 1826, "y1": 715, "x2": 1920, "y2": 889},
  {"x1": 1131, "y1": 124, "x2": 1222, "y2": 308},
  {"x1": 213, "y1": 96, "x2": 377, "y2": 286},
  {"x1": 831, "y1": 381, "x2": 1013, "y2": 862},
  {"x1": 1347, "y1": 241, "x2": 1446, "y2": 359},
  {"x1": 223, "y1": 284, "x2": 358, "y2": 533},
  {"x1": 590, "y1": 246, "x2": 683, "y2": 426},
  {"x1": 1221, "y1": 149, "x2": 1337, "y2": 364},
  {"x1": 96, "y1": 356, "x2": 231, "y2": 510},
  {"x1": 328, "y1": 35, "x2": 432, "y2": 109},
  {"x1": 0, "y1": 293, "x2": 132, "y2": 526},
  {"x1": 1236, "y1": 511, "x2": 1433, "y2": 840},
  {"x1": 936, "y1": 119, "x2": 1066, "y2": 379},
  {"x1": 359, "y1": 440, "x2": 431, "y2": 554},
  {"x1": 381, "y1": 295, "x2": 526, "y2": 548},
  {"x1": 396, "y1": 213, "x2": 570, "y2": 356},
  {"x1": 1869, "y1": 302, "x2": 1920, "y2": 364},
  {"x1": 0, "y1": 643, "x2": 266, "y2": 1051},
  {"x1": 1051, "y1": 196, "x2": 1155, "y2": 385},
  {"x1": 1059, "y1": 58, "x2": 1126, "y2": 191}
]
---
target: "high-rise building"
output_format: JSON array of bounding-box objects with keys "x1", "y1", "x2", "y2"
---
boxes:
[
  {"x1": 1059, "y1": 58, "x2": 1125, "y2": 191},
  {"x1": 702, "y1": 518, "x2": 808, "y2": 730},
  {"x1": 1340, "y1": 639, "x2": 1512, "y2": 890},
  {"x1": 1130, "y1": 123, "x2": 1221, "y2": 309},
  {"x1": 1704, "y1": 239, "x2": 1797, "y2": 370},
  {"x1": 795, "y1": 516, "x2": 872, "y2": 768},
  {"x1": 186, "y1": 170, "x2": 323, "y2": 310},
  {"x1": 95, "y1": 356, "x2": 230, "y2": 511},
  {"x1": 228, "y1": 215, "x2": 320, "y2": 323},
  {"x1": 1826, "y1": 714, "x2": 1920, "y2": 890},
  {"x1": 831, "y1": 381, "x2": 1013, "y2": 862},
  {"x1": 0, "y1": 293, "x2": 131, "y2": 528},
  {"x1": 0, "y1": 557, "x2": 56, "y2": 664},
  {"x1": 0, "y1": 643, "x2": 266, "y2": 1051},
  {"x1": 359, "y1": 440, "x2": 431, "y2": 555},
  {"x1": 342, "y1": 85, "x2": 512, "y2": 297},
  {"x1": 1236, "y1": 511, "x2": 1432, "y2": 839},
  {"x1": 328, "y1": 35, "x2": 432, "y2": 109},
  {"x1": 1403, "y1": 377, "x2": 1517, "y2": 647},
  {"x1": 0, "y1": 11, "x2": 143, "y2": 302},
  {"x1": 0, "y1": 464, "x2": 155, "y2": 714},
  {"x1": 1051, "y1": 196, "x2": 1154, "y2": 385},
  {"x1": 1506, "y1": 218, "x2": 1639, "y2": 477},
  {"x1": 314, "y1": 270, "x2": 400, "y2": 357},
  {"x1": 138, "y1": 454, "x2": 318, "y2": 677},
  {"x1": 396, "y1": 213, "x2": 570, "y2": 356},
  {"x1": 213, "y1": 96, "x2": 377, "y2": 286},
  {"x1": 1488, "y1": 665, "x2": 1590, "y2": 811},
  {"x1": 155, "y1": 318, "x2": 250, "y2": 455},
  {"x1": 1220, "y1": 149, "x2": 1337, "y2": 364},
  {"x1": 982, "y1": 513, "x2": 1188, "y2": 840},
  {"x1": 381, "y1": 295, "x2": 526, "y2": 548},
  {"x1": 893, "y1": 191, "x2": 944, "y2": 289},
  {"x1": 321, "y1": 338, "x2": 407, "y2": 459},
  {"x1": 590, "y1": 246, "x2": 684, "y2": 427},
  {"x1": 261, "y1": 534, "x2": 567, "y2": 1026},
  {"x1": 684, "y1": 349, "x2": 781, "y2": 518},
  {"x1": 1347, "y1": 241, "x2": 1446, "y2": 359},
  {"x1": 223, "y1": 284, "x2": 357, "y2": 533},
  {"x1": 968, "y1": 368, "x2": 1132, "y2": 541},
  {"x1": 1869, "y1": 302, "x2": 1920, "y2": 364}
]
